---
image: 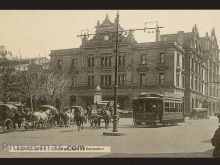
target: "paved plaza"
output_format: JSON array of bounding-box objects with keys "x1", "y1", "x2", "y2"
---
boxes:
[{"x1": 0, "y1": 118, "x2": 218, "y2": 158}]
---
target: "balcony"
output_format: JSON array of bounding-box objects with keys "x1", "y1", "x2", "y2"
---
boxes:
[
  {"x1": 155, "y1": 63, "x2": 169, "y2": 71},
  {"x1": 100, "y1": 66, "x2": 113, "y2": 73},
  {"x1": 87, "y1": 67, "x2": 96, "y2": 73},
  {"x1": 70, "y1": 67, "x2": 79, "y2": 74},
  {"x1": 137, "y1": 64, "x2": 149, "y2": 72}
]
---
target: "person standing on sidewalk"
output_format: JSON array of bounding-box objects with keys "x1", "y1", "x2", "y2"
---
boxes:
[
  {"x1": 211, "y1": 118, "x2": 220, "y2": 157},
  {"x1": 217, "y1": 113, "x2": 220, "y2": 123}
]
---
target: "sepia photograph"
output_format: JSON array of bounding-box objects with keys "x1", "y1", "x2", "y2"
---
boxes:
[{"x1": 0, "y1": 10, "x2": 220, "y2": 158}]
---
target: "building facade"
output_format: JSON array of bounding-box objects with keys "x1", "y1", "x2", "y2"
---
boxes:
[
  {"x1": 161, "y1": 25, "x2": 220, "y2": 115},
  {"x1": 200, "y1": 29, "x2": 220, "y2": 116},
  {"x1": 50, "y1": 14, "x2": 186, "y2": 111}
]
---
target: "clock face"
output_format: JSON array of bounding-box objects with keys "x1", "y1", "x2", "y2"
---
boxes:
[{"x1": 104, "y1": 35, "x2": 109, "y2": 41}]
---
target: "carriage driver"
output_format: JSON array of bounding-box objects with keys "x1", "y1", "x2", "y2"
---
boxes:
[{"x1": 106, "y1": 101, "x2": 114, "y2": 116}]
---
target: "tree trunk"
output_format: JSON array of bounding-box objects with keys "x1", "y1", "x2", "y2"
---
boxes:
[
  {"x1": 30, "y1": 96, "x2": 34, "y2": 112},
  {"x1": 50, "y1": 95, "x2": 55, "y2": 106},
  {"x1": 34, "y1": 99, "x2": 37, "y2": 111},
  {"x1": 2, "y1": 92, "x2": 7, "y2": 104}
]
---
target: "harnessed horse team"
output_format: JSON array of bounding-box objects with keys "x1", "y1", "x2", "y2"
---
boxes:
[{"x1": 12, "y1": 102, "x2": 118, "y2": 132}]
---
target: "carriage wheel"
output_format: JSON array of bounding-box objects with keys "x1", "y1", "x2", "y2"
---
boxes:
[
  {"x1": 133, "y1": 117, "x2": 141, "y2": 126},
  {"x1": 162, "y1": 121, "x2": 168, "y2": 126},
  {"x1": 48, "y1": 117, "x2": 55, "y2": 128},
  {"x1": 3, "y1": 119, "x2": 14, "y2": 132},
  {"x1": 133, "y1": 117, "x2": 137, "y2": 126}
]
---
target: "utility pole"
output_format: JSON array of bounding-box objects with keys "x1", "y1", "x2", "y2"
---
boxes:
[
  {"x1": 113, "y1": 11, "x2": 119, "y2": 133},
  {"x1": 77, "y1": 12, "x2": 164, "y2": 135}
]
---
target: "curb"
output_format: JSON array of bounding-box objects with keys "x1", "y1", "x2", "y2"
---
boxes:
[{"x1": 103, "y1": 132, "x2": 125, "y2": 136}]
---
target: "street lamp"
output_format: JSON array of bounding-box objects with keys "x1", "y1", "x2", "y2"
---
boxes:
[
  {"x1": 102, "y1": 11, "x2": 124, "y2": 136},
  {"x1": 112, "y1": 11, "x2": 120, "y2": 133}
]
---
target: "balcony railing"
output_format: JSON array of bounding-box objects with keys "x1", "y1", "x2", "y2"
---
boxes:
[
  {"x1": 137, "y1": 64, "x2": 149, "y2": 72},
  {"x1": 155, "y1": 63, "x2": 169, "y2": 71}
]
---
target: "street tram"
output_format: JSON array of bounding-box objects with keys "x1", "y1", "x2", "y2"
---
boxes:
[{"x1": 132, "y1": 92, "x2": 184, "y2": 126}]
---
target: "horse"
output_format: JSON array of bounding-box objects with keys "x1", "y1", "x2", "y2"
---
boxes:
[
  {"x1": 12, "y1": 109, "x2": 26, "y2": 129},
  {"x1": 32, "y1": 109, "x2": 51, "y2": 130},
  {"x1": 74, "y1": 107, "x2": 86, "y2": 132},
  {"x1": 47, "y1": 109, "x2": 60, "y2": 127},
  {"x1": 88, "y1": 111, "x2": 102, "y2": 128},
  {"x1": 63, "y1": 109, "x2": 75, "y2": 128}
]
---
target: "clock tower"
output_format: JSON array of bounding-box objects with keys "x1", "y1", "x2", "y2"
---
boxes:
[
  {"x1": 80, "y1": 14, "x2": 136, "y2": 48},
  {"x1": 95, "y1": 14, "x2": 124, "y2": 34}
]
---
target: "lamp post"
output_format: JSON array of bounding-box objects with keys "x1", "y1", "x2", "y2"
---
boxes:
[{"x1": 112, "y1": 11, "x2": 119, "y2": 133}]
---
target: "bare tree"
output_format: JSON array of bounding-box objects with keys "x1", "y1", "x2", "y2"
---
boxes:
[
  {"x1": 21, "y1": 63, "x2": 47, "y2": 111},
  {"x1": 0, "y1": 46, "x2": 22, "y2": 103},
  {"x1": 43, "y1": 70, "x2": 71, "y2": 109},
  {"x1": 56, "y1": 73, "x2": 71, "y2": 109}
]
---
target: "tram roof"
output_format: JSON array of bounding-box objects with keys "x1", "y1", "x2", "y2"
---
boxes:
[
  {"x1": 133, "y1": 96, "x2": 182, "y2": 101},
  {"x1": 133, "y1": 97, "x2": 162, "y2": 100}
]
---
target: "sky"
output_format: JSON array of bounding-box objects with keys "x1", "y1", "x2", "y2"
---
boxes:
[{"x1": 0, "y1": 10, "x2": 220, "y2": 59}]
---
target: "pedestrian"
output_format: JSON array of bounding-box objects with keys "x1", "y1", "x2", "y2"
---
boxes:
[
  {"x1": 217, "y1": 113, "x2": 220, "y2": 123},
  {"x1": 211, "y1": 125, "x2": 220, "y2": 157},
  {"x1": 106, "y1": 101, "x2": 111, "y2": 111}
]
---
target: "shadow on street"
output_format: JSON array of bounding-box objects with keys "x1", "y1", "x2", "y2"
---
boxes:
[
  {"x1": 118, "y1": 124, "x2": 181, "y2": 129},
  {"x1": 100, "y1": 149, "x2": 214, "y2": 158}
]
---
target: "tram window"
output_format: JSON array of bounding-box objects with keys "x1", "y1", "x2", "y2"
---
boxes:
[
  {"x1": 164, "y1": 102, "x2": 169, "y2": 112},
  {"x1": 138, "y1": 104, "x2": 145, "y2": 112},
  {"x1": 180, "y1": 104, "x2": 183, "y2": 112},
  {"x1": 170, "y1": 103, "x2": 174, "y2": 112},
  {"x1": 175, "y1": 103, "x2": 178, "y2": 112},
  {"x1": 133, "y1": 100, "x2": 141, "y2": 112}
]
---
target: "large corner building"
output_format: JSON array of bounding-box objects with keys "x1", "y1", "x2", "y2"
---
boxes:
[{"x1": 49, "y1": 14, "x2": 220, "y2": 116}]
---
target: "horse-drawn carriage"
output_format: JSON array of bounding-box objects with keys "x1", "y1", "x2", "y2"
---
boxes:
[
  {"x1": 22, "y1": 105, "x2": 59, "y2": 130},
  {"x1": 39, "y1": 105, "x2": 59, "y2": 126},
  {"x1": 88, "y1": 104, "x2": 102, "y2": 128},
  {"x1": 0, "y1": 104, "x2": 23, "y2": 132},
  {"x1": 88, "y1": 101, "x2": 116, "y2": 129}
]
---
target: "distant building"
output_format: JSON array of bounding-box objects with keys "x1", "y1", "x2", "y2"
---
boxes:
[{"x1": 15, "y1": 57, "x2": 50, "y2": 71}]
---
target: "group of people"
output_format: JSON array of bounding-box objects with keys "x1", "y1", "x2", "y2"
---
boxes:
[{"x1": 86, "y1": 101, "x2": 114, "y2": 117}]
